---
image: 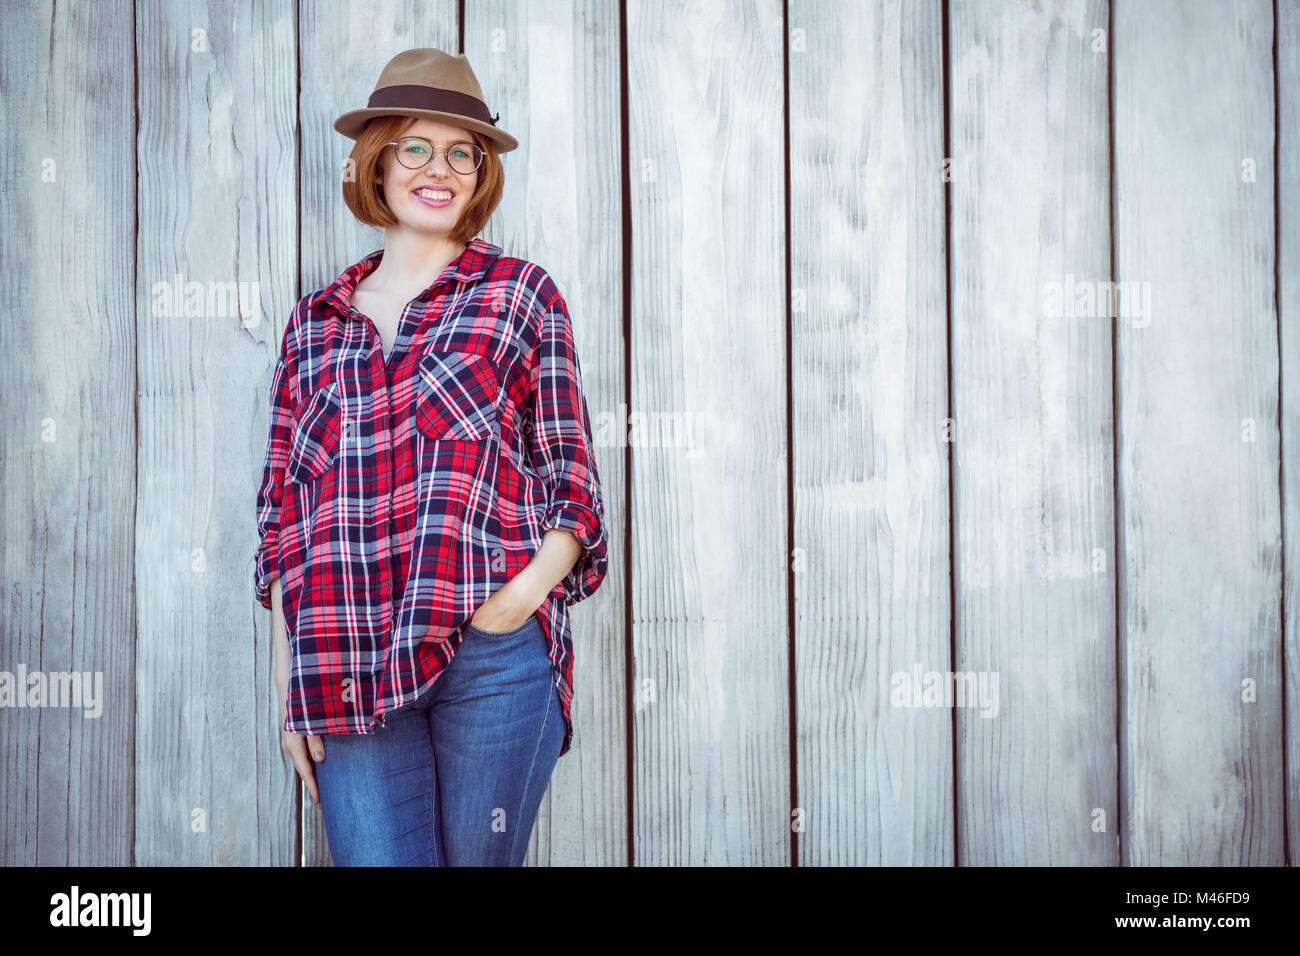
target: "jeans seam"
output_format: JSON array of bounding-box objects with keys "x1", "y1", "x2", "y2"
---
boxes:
[
  {"x1": 509, "y1": 672, "x2": 555, "y2": 864},
  {"x1": 429, "y1": 744, "x2": 441, "y2": 866}
]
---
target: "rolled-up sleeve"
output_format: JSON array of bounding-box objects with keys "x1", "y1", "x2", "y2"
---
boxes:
[
  {"x1": 528, "y1": 294, "x2": 609, "y2": 605},
  {"x1": 253, "y1": 316, "x2": 299, "y2": 609}
]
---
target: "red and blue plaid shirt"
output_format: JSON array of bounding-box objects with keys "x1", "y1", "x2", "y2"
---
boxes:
[{"x1": 253, "y1": 238, "x2": 608, "y2": 757}]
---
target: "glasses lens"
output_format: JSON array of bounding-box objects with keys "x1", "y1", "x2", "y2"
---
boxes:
[
  {"x1": 395, "y1": 137, "x2": 431, "y2": 168},
  {"x1": 447, "y1": 143, "x2": 483, "y2": 174}
]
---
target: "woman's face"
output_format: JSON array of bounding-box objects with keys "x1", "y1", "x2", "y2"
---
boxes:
[{"x1": 378, "y1": 117, "x2": 480, "y2": 236}]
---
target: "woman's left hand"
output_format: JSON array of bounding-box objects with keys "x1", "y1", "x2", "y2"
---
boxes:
[{"x1": 469, "y1": 575, "x2": 549, "y2": 632}]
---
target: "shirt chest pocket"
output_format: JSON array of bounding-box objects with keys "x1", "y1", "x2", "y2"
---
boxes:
[
  {"x1": 288, "y1": 382, "x2": 345, "y2": 483},
  {"x1": 415, "y1": 349, "x2": 500, "y2": 441}
]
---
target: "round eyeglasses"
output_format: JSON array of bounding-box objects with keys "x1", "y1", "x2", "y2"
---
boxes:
[{"x1": 387, "y1": 136, "x2": 484, "y2": 174}]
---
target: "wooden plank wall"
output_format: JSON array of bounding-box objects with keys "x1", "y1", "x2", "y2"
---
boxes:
[
  {"x1": 790, "y1": 0, "x2": 952, "y2": 865},
  {"x1": 629, "y1": 0, "x2": 789, "y2": 865},
  {"x1": 132, "y1": 0, "x2": 300, "y2": 869},
  {"x1": 949, "y1": 0, "x2": 1117, "y2": 865},
  {"x1": 1115, "y1": 0, "x2": 1283, "y2": 864},
  {"x1": 1, "y1": 0, "x2": 1293, "y2": 867},
  {"x1": 1, "y1": 0, "x2": 137, "y2": 867},
  {"x1": 1283, "y1": 0, "x2": 1300, "y2": 862}
]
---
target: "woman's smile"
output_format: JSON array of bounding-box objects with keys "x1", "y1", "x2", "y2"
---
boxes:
[{"x1": 412, "y1": 185, "x2": 454, "y2": 208}]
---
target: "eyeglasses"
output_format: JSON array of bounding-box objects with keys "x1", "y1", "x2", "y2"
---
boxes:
[{"x1": 387, "y1": 136, "x2": 484, "y2": 174}]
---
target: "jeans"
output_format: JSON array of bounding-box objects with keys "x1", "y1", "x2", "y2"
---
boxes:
[{"x1": 313, "y1": 613, "x2": 564, "y2": 866}]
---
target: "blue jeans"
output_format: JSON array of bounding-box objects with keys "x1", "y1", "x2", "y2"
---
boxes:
[{"x1": 313, "y1": 613, "x2": 564, "y2": 866}]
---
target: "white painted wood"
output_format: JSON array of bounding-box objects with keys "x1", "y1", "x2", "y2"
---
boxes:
[
  {"x1": 950, "y1": 0, "x2": 1117, "y2": 864},
  {"x1": 133, "y1": 0, "x2": 299, "y2": 865},
  {"x1": 1115, "y1": 0, "x2": 1284, "y2": 864},
  {"x1": 628, "y1": 0, "x2": 790, "y2": 865},
  {"x1": 467, "y1": 0, "x2": 628, "y2": 866},
  {"x1": 1281, "y1": 0, "x2": 1300, "y2": 866},
  {"x1": 790, "y1": 0, "x2": 952, "y2": 865},
  {"x1": 0, "y1": 0, "x2": 136, "y2": 867}
]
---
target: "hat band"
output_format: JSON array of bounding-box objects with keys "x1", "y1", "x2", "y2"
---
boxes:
[{"x1": 366, "y1": 84, "x2": 500, "y2": 126}]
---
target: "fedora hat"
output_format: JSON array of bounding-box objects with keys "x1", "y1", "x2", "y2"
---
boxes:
[{"x1": 333, "y1": 48, "x2": 518, "y2": 152}]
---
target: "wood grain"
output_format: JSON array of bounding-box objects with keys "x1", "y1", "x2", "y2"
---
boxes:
[
  {"x1": 134, "y1": 0, "x2": 299, "y2": 865},
  {"x1": 949, "y1": 0, "x2": 1117, "y2": 864},
  {"x1": 628, "y1": 0, "x2": 790, "y2": 865},
  {"x1": 790, "y1": 0, "x2": 952, "y2": 865},
  {"x1": 0, "y1": 0, "x2": 136, "y2": 867},
  {"x1": 1280, "y1": 0, "x2": 1300, "y2": 868},
  {"x1": 1115, "y1": 0, "x2": 1284, "y2": 864}
]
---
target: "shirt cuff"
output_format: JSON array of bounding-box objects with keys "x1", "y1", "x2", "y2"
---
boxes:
[
  {"x1": 541, "y1": 502, "x2": 608, "y2": 605},
  {"x1": 253, "y1": 533, "x2": 279, "y2": 610}
]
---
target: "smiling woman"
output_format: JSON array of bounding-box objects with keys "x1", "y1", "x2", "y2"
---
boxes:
[
  {"x1": 252, "y1": 48, "x2": 608, "y2": 868},
  {"x1": 340, "y1": 110, "x2": 505, "y2": 248}
]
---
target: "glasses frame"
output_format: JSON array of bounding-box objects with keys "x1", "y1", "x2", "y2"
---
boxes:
[{"x1": 386, "y1": 136, "x2": 484, "y2": 174}]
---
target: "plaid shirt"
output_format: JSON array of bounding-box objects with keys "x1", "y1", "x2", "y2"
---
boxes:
[{"x1": 253, "y1": 238, "x2": 608, "y2": 758}]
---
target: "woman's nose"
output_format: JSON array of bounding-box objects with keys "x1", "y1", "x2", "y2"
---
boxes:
[{"x1": 424, "y1": 150, "x2": 453, "y2": 176}]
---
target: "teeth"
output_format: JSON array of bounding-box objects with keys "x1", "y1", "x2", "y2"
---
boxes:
[{"x1": 416, "y1": 188, "x2": 451, "y2": 199}]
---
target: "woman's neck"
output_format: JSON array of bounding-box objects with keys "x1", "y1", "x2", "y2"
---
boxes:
[{"x1": 368, "y1": 231, "x2": 467, "y2": 297}]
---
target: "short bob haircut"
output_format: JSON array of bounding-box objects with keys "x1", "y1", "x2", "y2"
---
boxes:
[{"x1": 341, "y1": 114, "x2": 504, "y2": 246}]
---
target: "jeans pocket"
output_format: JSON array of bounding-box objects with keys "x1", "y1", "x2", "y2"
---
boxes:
[{"x1": 468, "y1": 613, "x2": 540, "y2": 637}]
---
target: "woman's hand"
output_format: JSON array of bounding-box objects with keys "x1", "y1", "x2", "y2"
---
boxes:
[
  {"x1": 469, "y1": 530, "x2": 581, "y2": 632},
  {"x1": 469, "y1": 570, "x2": 551, "y2": 633},
  {"x1": 271, "y1": 576, "x2": 324, "y2": 806}
]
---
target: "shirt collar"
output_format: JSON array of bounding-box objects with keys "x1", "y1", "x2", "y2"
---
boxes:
[{"x1": 320, "y1": 237, "x2": 503, "y2": 319}]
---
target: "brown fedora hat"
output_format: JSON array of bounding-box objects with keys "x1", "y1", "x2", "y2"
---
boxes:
[{"x1": 333, "y1": 48, "x2": 518, "y2": 152}]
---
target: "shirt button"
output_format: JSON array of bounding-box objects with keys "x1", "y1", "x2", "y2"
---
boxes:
[{"x1": 342, "y1": 418, "x2": 353, "y2": 439}]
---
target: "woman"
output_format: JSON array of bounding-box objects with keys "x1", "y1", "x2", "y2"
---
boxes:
[{"x1": 252, "y1": 49, "x2": 609, "y2": 866}]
